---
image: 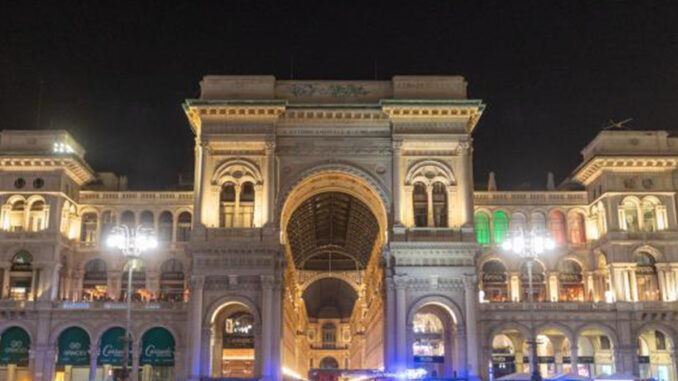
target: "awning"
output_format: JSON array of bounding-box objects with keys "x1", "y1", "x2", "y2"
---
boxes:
[
  {"x1": 0, "y1": 327, "x2": 30, "y2": 366},
  {"x1": 97, "y1": 327, "x2": 131, "y2": 366},
  {"x1": 57, "y1": 327, "x2": 90, "y2": 366},
  {"x1": 139, "y1": 327, "x2": 175, "y2": 366}
]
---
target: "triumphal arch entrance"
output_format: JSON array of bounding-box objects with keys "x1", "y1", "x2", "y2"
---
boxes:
[{"x1": 182, "y1": 75, "x2": 485, "y2": 381}]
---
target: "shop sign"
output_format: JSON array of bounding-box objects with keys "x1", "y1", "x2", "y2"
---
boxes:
[
  {"x1": 139, "y1": 328, "x2": 174, "y2": 366},
  {"x1": 414, "y1": 356, "x2": 445, "y2": 363},
  {"x1": 492, "y1": 355, "x2": 516, "y2": 364},
  {"x1": 0, "y1": 327, "x2": 30, "y2": 366},
  {"x1": 57, "y1": 327, "x2": 90, "y2": 366},
  {"x1": 97, "y1": 327, "x2": 131, "y2": 366},
  {"x1": 223, "y1": 335, "x2": 255, "y2": 349}
]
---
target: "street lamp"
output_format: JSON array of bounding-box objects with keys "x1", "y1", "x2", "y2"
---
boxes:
[
  {"x1": 501, "y1": 228, "x2": 556, "y2": 381},
  {"x1": 106, "y1": 224, "x2": 157, "y2": 381}
]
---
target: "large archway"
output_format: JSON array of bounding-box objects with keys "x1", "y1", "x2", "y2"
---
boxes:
[
  {"x1": 208, "y1": 301, "x2": 260, "y2": 379},
  {"x1": 279, "y1": 170, "x2": 388, "y2": 378}
]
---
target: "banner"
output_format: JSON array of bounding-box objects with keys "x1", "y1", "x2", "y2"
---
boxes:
[
  {"x1": 414, "y1": 356, "x2": 445, "y2": 363},
  {"x1": 57, "y1": 327, "x2": 91, "y2": 366},
  {"x1": 97, "y1": 327, "x2": 131, "y2": 366},
  {"x1": 139, "y1": 327, "x2": 175, "y2": 366},
  {"x1": 0, "y1": 327, "x2": 30, "y2": 366}
]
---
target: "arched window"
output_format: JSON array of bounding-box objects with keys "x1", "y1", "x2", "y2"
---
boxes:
[
  {"x1": 121, "y1": 261, "x2": 147, "y2": 302},
  {"x1": 432, "y1": 182, "x2": 448, "y2": 227},
  {"x1": 322, "y1": 323, "x2": 337, "y2": 348},
  {"x1": 158, "y1": 211, "x2": 173, "y2": 242},
  {"x1": 510, "y1": 212, "x2": 527, "y2": 234},
  {"x1": 120, "y1": 211, "x2": 135, "y2": 229},
  {"x1": 80, "y1": 212, "x2": 98, "y2": 243},
  {"x1": 220, "y1": 184, "x2": 236, "y2": 228},
  {"x1": 493, "y1": 211, "x2": 509, "y2": 243},
  {"x1": 177, "y1": 212, "x2": 192, "y2": 242},
  {"x1": 239, "y1": 182, "x2": 255, "y2": 228},
  {"x1": 160, "y1": 259, "x2": 185, "y2": 302},
  {"x1": 482, "y1": 261, "x2": 508, "y2": 302},
  {"x1": 9, "y1": 199, "x2": 26, "y2": 232},
  {"x1": 568, "y1": 212, "x2": 587, "y2": 244},
  {"x1": 319, "y1": 357, "x2": 339, "y2": 369},
  {"x1": 550, "y1": 210, "x2": 567, "y2": 244},
  {"x1": 413, "y1": 182, "x2": 428, "y2": 227},
  {"x1": 596, "y1": 202, "x2": 607, "y2": 237},
  {"x1": 139, "y1": 210, "x2": 154, "y2": 229},
  {"x1": 641, "y1": 197, "x2": 666, "y2": 232},
  {"x1": 28, "y1": 200, "x2": 46, "y2": 232},
  {"x1": 558, "y1": 260, "x2": 584, "y2": 301},
  {"x1": 474, "y1": 212, "x2": 491, "y2": 244},
  {"x1": 621, "y1": 198, "x2": 640, "y2": 232},
  {"x1": 101, "y1": 211, "x2": 116, "y2": 238},
  {"x1": 520, "y1": 261, "x2": 546, "y2": 302},
  {"x1": 635, "y1": 253, "x2": 660, "y2": 301},
  {"x1": 10, "y1": 251, "x2": 33, "y2": 300},
  {"x1": 530, "y1": 212, "x2": 546, "y2": 234},
  {"x1": 83, "y1": 259, "x2": 108, "y2": 300},
  {"x1": 655, "y1": 330, "x2": 667, "y2": 350}
]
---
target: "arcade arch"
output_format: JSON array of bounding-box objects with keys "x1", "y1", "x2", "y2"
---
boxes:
[{"x1": 278, "y1": 170, "x2": 388, "y2": 377}]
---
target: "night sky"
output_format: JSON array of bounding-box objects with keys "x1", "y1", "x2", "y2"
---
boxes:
[{"x1": 2, "y1": 1, "x2": 678, "y2": 190}]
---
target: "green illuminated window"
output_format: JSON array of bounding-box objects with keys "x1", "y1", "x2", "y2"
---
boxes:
[
  {"x1": 474, "y1": 212, "x2": 490, "y2": 244},
  {"x1": 493, "y1": 211, "x2": 509, "y2": 243}
]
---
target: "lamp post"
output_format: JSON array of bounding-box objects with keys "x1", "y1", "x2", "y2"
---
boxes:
[
  {"x1": 501, "y1": 228, "x2": 555, "y2": 381},
  {"x1": 106, "y1": 224, "x2": 157, "y2": 381}
]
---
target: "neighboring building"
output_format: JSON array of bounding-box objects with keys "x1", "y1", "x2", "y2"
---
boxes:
[{"x1": 0, "y1": 75, "x2": 675, "y2": 381}]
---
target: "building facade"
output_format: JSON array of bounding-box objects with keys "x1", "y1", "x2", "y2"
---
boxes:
[{"x1": 0, "y1": 75, "x2": 676, "y2": 381}]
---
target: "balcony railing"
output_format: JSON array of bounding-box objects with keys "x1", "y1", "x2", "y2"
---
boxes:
[
  {"x1": 479, "y1": 300, "x2": 678, "y2": 312},
  {"x1": 0, "y1": 299, "x2": 187, "y2": 311}
]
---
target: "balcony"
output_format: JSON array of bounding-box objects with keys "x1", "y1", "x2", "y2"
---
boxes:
[
  {"x1": 479, "y1": 300, "x2": 678, "y2": 312},
  {"x1": 0, "y1": 299, "x2": 187, "y2": 312}
]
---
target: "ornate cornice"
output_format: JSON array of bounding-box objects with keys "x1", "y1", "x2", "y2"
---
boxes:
[
  {"x1": 473, "y1": 191, "x2": 588, "y2": 206},
  {"x1": 0, "y1": 155, "x2": 96, "y2": 185},
  {"x1": 573, "y1": 156, "x2": 678, "y2": 185}
]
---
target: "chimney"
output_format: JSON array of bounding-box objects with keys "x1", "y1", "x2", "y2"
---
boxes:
[
  {"x1": 546, "y1": 172, "x2": 555, "y2": 190},
  {"x1": 488, "y1": 172, "x2": 497, "y2": 191}
]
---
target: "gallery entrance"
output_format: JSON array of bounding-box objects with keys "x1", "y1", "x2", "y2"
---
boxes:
[{"x1": 279, "y1": 171, "x2": 389, "y2": 379}]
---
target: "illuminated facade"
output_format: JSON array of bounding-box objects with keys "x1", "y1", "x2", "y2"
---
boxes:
[{"x1": 0, "y1": 75, "x2": 676, "y2": 381}]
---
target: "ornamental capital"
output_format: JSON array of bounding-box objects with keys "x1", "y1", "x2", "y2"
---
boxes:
[{"x1": 457, "y1": 141, "x2": 472, "y2": 155}]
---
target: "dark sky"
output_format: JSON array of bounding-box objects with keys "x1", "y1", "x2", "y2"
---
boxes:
[{"x1": 2, "y1": 1, "x2": 678, "y2": 190}]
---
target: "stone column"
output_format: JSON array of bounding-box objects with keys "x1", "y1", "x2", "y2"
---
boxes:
[
  {"x1": 193, "y1": 138, "x2": 206, "y2": 227},
  {"x1": 395, "y1": 276, "x2": 408, "y2": 371},
  {"x1": 628, "y1": 268, "x2": 638, "y2": 301},
  {"x1": 30, "y1": 268, "x2": 38, "y2": 301},
  {"x1": 174, "y1": 347, "x2": 185, "y2": 381},
  {"x1": 570, "y1": 345, "x2": 579, "y2": 373},
  {"x1": 426, "y1": 185, "x2": 434, "y2": 227},
  {"x1": 402, "y1": 185, "x2": 414, "y2": 227},
  {"x1": 392, "y1": 140, "x2": 403, "y2": 226},
  {"x1": 88, "y1": 348, "x2": 98, "y2": 381},
  {"x1": 457, "y1": 141, "x2": 474, "y2": 227},
  {"x1": 234, "y1": 184, "x2": 242, "y2": 227},
  {"x1": 1, "y1": 265, "x2": 10, "y2": 299},
  {"x1": 464, "y1": 275, "x2": 480, "y2": 380},
  {"x1": 261, "y1": 275, "x2": 274, "y2": 380},
  {"x1": 271, "y1": 280, "x2": 283, "y2": 381},
  {"x1": 187, "y1": 276, "x2": 204, "y2": 381},
  {"x1": 108, "y1": 270, "x2": 121, "y2": 301},
  {"x1": 385, "y1": 275, "x2": 397, "y2": 372},
  {"x1": 132, "y1": 339, "x2": 140, "y2": 381},
  {"x1": 265, "y1": 141, "x2": 276, "y2": 225}
]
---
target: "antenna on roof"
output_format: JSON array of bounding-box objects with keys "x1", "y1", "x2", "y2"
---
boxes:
[
  {"x1": 35, "y1": 78, "x2": 44, "y2": 129},
  {"x1": 604, "y1": 118, "x2": 633, "y2": 130}
]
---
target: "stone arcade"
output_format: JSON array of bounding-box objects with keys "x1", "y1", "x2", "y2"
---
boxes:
[{"x1": 0, "y1": 75, "x2": 676, "y2": 381}]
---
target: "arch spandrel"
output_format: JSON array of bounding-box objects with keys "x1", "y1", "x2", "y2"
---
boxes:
[{"x1": 278, "y1": 165, "x2": 390, "y2": 245}]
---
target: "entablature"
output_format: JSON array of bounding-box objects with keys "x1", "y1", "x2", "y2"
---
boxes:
[
  {"x1": 0, "y1": 155, "x2": 96, "y2": 185},
  {"x1": 78, "y1": 191, "x2": 193, "y2": 206},
  {"x1": 473, "y1": 191, "x2": 588, "y2": 206},
  {"x1": 573, "y1": 156, "x2": 678, "y2": 185}
]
